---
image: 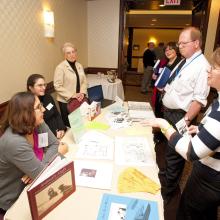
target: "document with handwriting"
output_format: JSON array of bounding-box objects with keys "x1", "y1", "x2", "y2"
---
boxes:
[
  {"x1": 115, "y1": 136, "x2": 155, "y2": 166},
  {"x1": 76, "y1": 131, "x2": 114, "y2": 160}
]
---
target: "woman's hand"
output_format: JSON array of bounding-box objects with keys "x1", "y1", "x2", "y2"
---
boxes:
[
  {"x1": 187, "y1": 125, "x2": 198, "y2": 135},
  {"x1": 75, "y1": 93, "x2": 84, "y2": 101},
  {"x1": 141, "y1": 118, "x2": 168, "y2": 129},
  {"x1": 21, "y1": 175, "x2": 33, "y2": 184},
  {"x1": 141, "y1": 118, "x2": 176, "y2": 140},
  {"x1": 58, "y1": 142, "x2": 68, "y2": 155},
  {"x1": 56, "y1": 130, "x2": 65, "y2": 139}
]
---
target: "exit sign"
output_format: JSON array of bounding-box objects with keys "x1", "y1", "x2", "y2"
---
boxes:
[{"x1": 164, "y1": 0, "x2": 181, "y2": 5}]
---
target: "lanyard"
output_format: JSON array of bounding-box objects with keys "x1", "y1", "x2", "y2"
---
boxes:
[{"x1": 176, "y1": 53, "x2": 202, "y2": 77}]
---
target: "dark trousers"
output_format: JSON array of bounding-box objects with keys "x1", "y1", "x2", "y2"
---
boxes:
[
  {"x1": 58, "y1": 102, "x2": 70, "y2": 127},
  {"x1": 162, "y1": 109, "x2": 186, "y2": 199},
  {"x1": 177, "y1": 162, "x2": 220, "y2": 220}
]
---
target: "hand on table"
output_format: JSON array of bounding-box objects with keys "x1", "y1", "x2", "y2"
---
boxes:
[
  {"x1": 141, "y1": 118, "x2": 168, "y2": 129},
  {"x1": 58, "y1": 142, "x2": 69, "y2": 155}
]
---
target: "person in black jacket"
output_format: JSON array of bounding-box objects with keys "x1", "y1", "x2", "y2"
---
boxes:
[
  {"x1": 27, "y1": 74, "x2": 66, "y2": 139},
  {"x1": 141, "y1": 42, "x2": 156, "y2": 93}
]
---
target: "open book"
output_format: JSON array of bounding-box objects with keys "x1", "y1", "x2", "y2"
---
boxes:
[{"x1": 27, "y1": 155, "x2": 75, "y2": 220}]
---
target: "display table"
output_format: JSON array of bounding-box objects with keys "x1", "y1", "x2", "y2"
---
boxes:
[
  {"x1": 86, "y1": 74, "x2": 125, "y2": 101},
  {"x1": 4, "y1": 105, "x2": 163, "y2": 220}
]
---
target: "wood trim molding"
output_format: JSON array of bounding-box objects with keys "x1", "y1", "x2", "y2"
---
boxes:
[
  {"x1": 0, "y1": 82, "x2": 55, "y2": 118},
  {"x1": 84, "y1": 67, "x2": 118, "y2": 75}
]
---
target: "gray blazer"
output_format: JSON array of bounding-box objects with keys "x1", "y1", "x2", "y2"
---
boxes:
[{"x1": 0, "y1": 122, "x2": 59, "y2": 210}]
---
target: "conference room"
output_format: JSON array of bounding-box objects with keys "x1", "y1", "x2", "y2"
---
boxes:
[{"x1": 0, "y1": 0, "x2": 220, "y2": 220}]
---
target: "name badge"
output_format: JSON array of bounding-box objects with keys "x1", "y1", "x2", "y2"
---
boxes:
[
  {"x1": 175, "y1": 118, "x2": 190, "y2": 137},
  {"x1": 46, "y1": 103, "x2": 53, "y2": 111},
  {"x1": 38, "y1": 133, "x2": 48, "y2": 148}
]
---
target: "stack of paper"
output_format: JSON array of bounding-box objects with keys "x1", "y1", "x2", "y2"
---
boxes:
[
  {"x1": 127, "y1": 102, "x2": 155, "y2": 121},
  {"x1": 118, "y1": 167, "x2": 160, "y2": 195},
  {"x1": 128, "y1": 101, "x2": 151, "y2": 111}
]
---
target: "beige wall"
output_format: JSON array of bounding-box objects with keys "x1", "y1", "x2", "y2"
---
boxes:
[
  {"x1": 87, "y1": 0, "x2": 119, "y2": 68},
  {"x1": 204, "y1": 0, "x2": 220, "y2": 60},
  {"x1": 0, "y1": 0, "x2": 88, "y2": 103}
]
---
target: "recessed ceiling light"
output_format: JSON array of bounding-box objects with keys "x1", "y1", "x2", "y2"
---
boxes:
[
  {"x1": 159, "y1": 4, "x2": 165, "y2": 7},
  {"x1": 185, "y1": 23, "x2": 190, "y2": 26},
  {"x1": 152, "y1": 18, "x2": 157, "y2": 22},
  {"x1": 150, "y1": 23, "x2": 155, "y2": 26}
]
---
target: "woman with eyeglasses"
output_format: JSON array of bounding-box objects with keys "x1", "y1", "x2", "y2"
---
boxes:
[
  {"x1": 0, "y1": 92, "x2": 68, "y2": 213},
  {"x1": 142, "y1": 48, "x2": 220, "y2": 220},
  {"x1": 54, "y1": 42, "x2": 87, "y2": 127},
  {"x1": 27, "y1": 74, "x2": 66, "y2": 139},
  {"x1": 152, "y1": 42, "x2": 182, "y2": 144},
  {"x1": 152, "y1": 41, "x2": 182, "y2": 118}
]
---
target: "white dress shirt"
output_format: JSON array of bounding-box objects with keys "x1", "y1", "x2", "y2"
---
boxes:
[{"x1": 162, "y1": 50, "x2": 210, "y2": 111}]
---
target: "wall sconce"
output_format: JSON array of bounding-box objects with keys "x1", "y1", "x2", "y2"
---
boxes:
[{"x1": 43, "y1": 10, "x2": 54, "y2": 38}]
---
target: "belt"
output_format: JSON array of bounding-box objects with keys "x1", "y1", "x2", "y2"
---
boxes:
[{"x1": 162, "y1": 105, "x2": 186, "y2": 114}]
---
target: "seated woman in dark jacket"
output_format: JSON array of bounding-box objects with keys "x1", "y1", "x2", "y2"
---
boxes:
[
  {"x1": 27, "y1": 74, "x2": 66, "y2": 139},
  {"x1": 0, "y1": 92, "x2": 68, "y2": 212}
]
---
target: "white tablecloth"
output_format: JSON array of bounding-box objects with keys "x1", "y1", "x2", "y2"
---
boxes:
[
  {"x1": 4, "y1": 104, "x2": 163, "y2": 220},
  {"x1": 86, "y1": 74, "x2": 125, "y2": 101}
]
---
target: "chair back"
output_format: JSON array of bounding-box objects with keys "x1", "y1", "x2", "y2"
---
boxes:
[{"x1": 87, "y1": 85, "x2": 104, "y2": 103}]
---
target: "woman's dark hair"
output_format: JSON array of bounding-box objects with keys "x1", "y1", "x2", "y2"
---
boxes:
[
  {"x1": 165, "y1": 42, "x2": 180, "y2": 55},
  {"x1": 27, "y1": 74, "x2": 45, "y2": 91},
  {"x1": 0, "y1": 92, "x2": 36, "y2": 135}
]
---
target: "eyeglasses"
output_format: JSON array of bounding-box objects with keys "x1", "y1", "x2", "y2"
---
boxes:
[
  {"x1": 66, "y1": 50, "x2": 77, "y2": 55},
  {"x1": 35, "y1": 83, "x2": 47, "y2": 88},
  {"x1": 34, "y1": 103, "x2": 44, "y2": 112},
  {"x1": 176, "y1": 40, "x2": 195, "y2": 47}
]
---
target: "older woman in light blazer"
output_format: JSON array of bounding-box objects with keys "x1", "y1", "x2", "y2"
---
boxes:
[{"x1": 54, "y1": 42, "x2": 87, "y2": 126}]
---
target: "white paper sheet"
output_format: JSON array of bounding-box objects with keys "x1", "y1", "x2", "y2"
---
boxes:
[
  {"x1": 76, "y1": 131, "x2": 114, "y2": 160},
  {"x1": 129, "y1": 110, "x2": 155, "y2": 121},
  {"x1": 74, "y1": 160, "x2": 113, "y2": 190},
  {"x1": 127, "y1": 101, "x2": 151, "y2": 111},
  {"x1": 115, "y1": 136, "x2": 155, "y2": 166}
]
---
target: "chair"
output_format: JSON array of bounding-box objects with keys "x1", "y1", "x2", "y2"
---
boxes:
[{"x1": 87, "y1": 85, "x2": 115, "y2": 108}]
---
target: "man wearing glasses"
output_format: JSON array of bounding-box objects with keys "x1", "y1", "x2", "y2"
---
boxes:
[{"x1": 161, "y1": 27, "x2": 210, "y2": 204}]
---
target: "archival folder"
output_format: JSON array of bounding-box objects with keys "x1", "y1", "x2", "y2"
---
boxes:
[{"x1": 27, "y1": 155, "x2": 75, "y2": 220}]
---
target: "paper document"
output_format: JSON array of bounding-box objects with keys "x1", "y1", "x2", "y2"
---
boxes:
[
  {"x1": 76, "y1": 131, "x2": 114, "y2": 160},
  {"x1": 128, "y1": 101, "x2": 151, "y2": 111},
  {"x1": 74, "y1": 160, "x2": 113, "y2": 190},
  {"x1": 129, "y1": 110, "x2": 155, "y2": 121},
  {"x1": 97, "y1": 193, "x2": 159, "y2": 220},
  {"x1": 115, "y1": 136, "x2": 155, "y2": 166},
  {"x1": 118, "y1": 167, "x2": 160, "y2": 194}
]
